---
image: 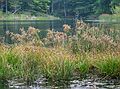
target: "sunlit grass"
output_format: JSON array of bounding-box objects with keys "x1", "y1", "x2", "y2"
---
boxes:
[
  {"x1": 0, "y1": 44, "x2": 120, "y2": 82},
  {"x1": 95, "y1": 54, "x2": 120, "y2": 78}
]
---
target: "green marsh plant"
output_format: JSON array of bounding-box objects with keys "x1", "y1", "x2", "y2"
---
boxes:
[{"x1": 95, "y1": 55, "x2": 120, "y2": 78}]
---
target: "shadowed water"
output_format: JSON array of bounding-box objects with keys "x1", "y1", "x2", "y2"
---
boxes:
[
  {"x1": 0, "y1": 20, "x2": 74, "y2": 36},
  {"x1": 0, "y1": 19, "x2": 120, "y2": 36},
  {"x1": 0, "y1": 19, "x2": 75, "y2": 43}
]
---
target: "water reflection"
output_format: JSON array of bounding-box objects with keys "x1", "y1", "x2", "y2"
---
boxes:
[
  {"x1": 0, "y1": 19, "x2": 120, "y2": 36},
  {"x1": 0, "y1": 20, "x2": 120, "y2": 37},
  {"x1": 5, "y1": 78, "x2": 120, "y2": 89},
  {"x1": 0, "y1": 19, "x2": 76, "y2": 43},
  {"x1": 0, "y1": 20, "x2": 74, "y2": 34}
]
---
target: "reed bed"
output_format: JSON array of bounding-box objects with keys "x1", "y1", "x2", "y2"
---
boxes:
[{"x1": 0, "y1": 20, "x2": 120, "y2": 83}]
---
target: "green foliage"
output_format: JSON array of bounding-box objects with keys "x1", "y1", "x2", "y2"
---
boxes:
[
  {"x1": 75, "y1": 55, "x2": 90, "y2": 75},
  {"x1": 113, "y1": 6, "x2": 120, "y2": 14},
  {"x1": 8, "y1": 0, "x2": 21, "y2": 11},
  {"x1": 0, "y1": 22, "x2": 120, "y2": 83},
  {"x1": 32, "y1": 0, "x2": 50, "y2": 13},
  {"x1": 0, "y1": 51, "x2": 23, "y2": 80},
  {"x1": 95, "y1": 56, "x2": 120, "y2": 77},
  {"x1": 52, "y1": 0, "x2": 119, "y2": 17},
  {"x1": 22, "y1": 52, "x2": 41, "y2": 82},
  {"x1": 0, "y1": 54, "x2": 8, "y2": 80},
  {"x1": 99, "y1": 6, "x2": 120, "y2": 23},
  {"x1": 0, "y1": 0, "x2": 119, "y2": 17},
  {"x1": 38, "y1": 51, "x2": 75, "y2": 80},
  {"x1": 95, "y1": 0, "x2": 112, "y2": 14},
  {"x1": 52, "y1": 0, "x2": 96, "y2": 17},
  {"x1": 0, "y1": 0, "x2": 51, "y2": 15}
]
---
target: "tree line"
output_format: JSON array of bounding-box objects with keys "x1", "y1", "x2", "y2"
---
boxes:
[
  {"x1": 0, "y1": 0, "x2": 51, "y2": 14},
  {"x1": 52, "y1": 0, "x2": 120, "y2": 18},
  {"x1": 0, "y1": 0, "x2": 120, "y2": 18}
]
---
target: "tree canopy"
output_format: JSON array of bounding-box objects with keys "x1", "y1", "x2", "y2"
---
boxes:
[
  {"x1": 52, "y1": 0, "x2": 120, "y2": 18},
  {"x1": 0, "y1": 0, "x2": 51, "y2": 14},
  {"x1": 0, "y1": 0, "x2": 120, "y2": 18}
]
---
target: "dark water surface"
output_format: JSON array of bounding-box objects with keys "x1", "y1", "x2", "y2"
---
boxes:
[
  {"x1": 0, "y1": 19, "x2": 120, "y2": 37},
  {"x1": 0, "y1": 19, "x2": 120, "y2": 33},
  {"x1": 0, "y1": 20, "x2": 74, "y2": 36}
]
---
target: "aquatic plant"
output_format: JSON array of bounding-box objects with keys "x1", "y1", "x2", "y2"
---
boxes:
[
  {"x1": 36, "y1": 47, "x2": 75, "y2": 81},
  {"x1": 71, "y1": 20, "x2": 120, "y2": 52},
  {"x1": 75, "y1": 54, "x2": 90, "y2": 76},
  {"x1": 95, "y1": 54, "x2": 120, "y2": 78},
  {"x1": 63, "y1": 24, "x2": 71, "y2": 32},
  {"x1": 6, "y1": 27, "x2": 43, "y2": 46},
  {"x1": 0, "y1": 21, "x2": 120, "y2": 84},
  {"x1": 43, "y1": 30, "x2": 67, "y2": 47}
]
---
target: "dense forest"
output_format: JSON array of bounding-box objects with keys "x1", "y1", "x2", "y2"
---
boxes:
[{"x1": 0, "y1": 0, "x2": 120, "y2": 18}]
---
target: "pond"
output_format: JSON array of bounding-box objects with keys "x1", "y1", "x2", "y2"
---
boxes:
[
  {"x1": 0, "y1": 19, "x2": 75, "y2": 36},
  {"x1": 0, "y1": 19, "x2": 120, "y2": 37},
  {"x1": 0, "y1": 19, "x2": 76, "y2": 43}
]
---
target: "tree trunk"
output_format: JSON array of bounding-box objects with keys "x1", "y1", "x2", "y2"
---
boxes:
[{"x1": 5, "y1": 0, "x2": 8, "y2": 14}]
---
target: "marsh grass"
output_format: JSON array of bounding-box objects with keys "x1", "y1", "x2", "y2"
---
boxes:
[
  {"x1": 0, "y1": 45, "x2": 42, "y2": 82},
  {"x1": 0, "y1": 44, "x2": 120, "y2": 82},
  {"x1": 0, "y1": 20, "x2": 120, "y2": 83},
  {"x1": 74, "y1": 54, "x2": 90, "y2": 77},
  {"x1": 0, "y1": 50, "x2": 21, "y2": 80},
  {"x1": 36, "y1": 47, "x2": 75, "y2": 81},
  {"x1": 95, "y1": 54, "x2": 120, "y2": 78}
]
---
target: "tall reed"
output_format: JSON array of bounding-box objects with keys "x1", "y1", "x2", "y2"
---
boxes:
[{"x1": 0, "y1": 20, "x2": 120, "y2": 83}]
